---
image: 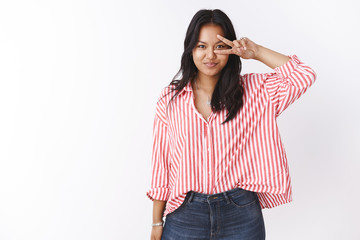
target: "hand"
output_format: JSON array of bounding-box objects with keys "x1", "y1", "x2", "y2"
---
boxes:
[
  {"x1": 214, "y1": 35, "x2": 260, "y2": 60},
  {"x1": 150, "y1": 226, "x2": 163, "y2": 240}
]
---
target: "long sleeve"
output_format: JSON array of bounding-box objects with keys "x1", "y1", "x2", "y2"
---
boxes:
[
  {"x1": 146, "y1": 92, "x2": 171, "y2": 201},
  {"x1": 262, "y1": 54, "x2": 317, "y2": 117}
]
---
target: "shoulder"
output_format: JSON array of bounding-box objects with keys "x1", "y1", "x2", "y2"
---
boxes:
[
  {"x1": 157, "y1": 84, "x2": 177, "y2": 104},
  {"x1": 154, "y1": 83, "x2": 178, "y2": 115},
  {"x1": 159, "y1": 84, "x2": 176, "y2": 99}
]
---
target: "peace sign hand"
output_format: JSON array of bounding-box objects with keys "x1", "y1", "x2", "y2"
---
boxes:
[{"x1": 214, "y1": 35, "x2": 259, "y2": 60}]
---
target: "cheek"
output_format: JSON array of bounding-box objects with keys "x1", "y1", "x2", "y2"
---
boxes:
[{"x1": 192, "y1": 50, "x2": 203, "y2": 62}]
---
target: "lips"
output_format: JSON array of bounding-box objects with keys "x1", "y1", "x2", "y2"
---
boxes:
[{"x1": 205, "y1": 62, "x2": 218, "y2": 67}]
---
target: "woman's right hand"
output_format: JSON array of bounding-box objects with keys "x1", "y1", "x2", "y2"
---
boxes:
[{"x1": 150, "y1": 226, "x2": 163, "y2": 240}]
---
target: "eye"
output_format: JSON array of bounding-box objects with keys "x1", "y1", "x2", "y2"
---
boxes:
[
  {"x1": 216, "y1": 45, "x2": 225, "y2": 49},
  {"x1": 197, "y1": 45, "x2": 205, "y2": 48}
]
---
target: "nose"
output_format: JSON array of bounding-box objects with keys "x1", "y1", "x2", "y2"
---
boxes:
[{"x1": 206, "y1": 47, "x2": 216, "y2": 59}]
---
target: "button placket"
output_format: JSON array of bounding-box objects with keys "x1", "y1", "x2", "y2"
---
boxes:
[
  {"x1": 207, "y1": 124, "x2": 214, "y2": 192},
  {"x1": 207, "y1": 125, "x2": 211, "y2": 152},
  {"x1": 207, "y1": 125, "x2": 212, "y2": 176},
  {"x1": 202, "y1": 124, "x2": 209, "y2": 177}
]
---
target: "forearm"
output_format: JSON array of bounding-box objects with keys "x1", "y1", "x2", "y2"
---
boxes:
[
  {"x1": 153, "y1": 199, "x2": 167, "y2": 223},
  {"x1": 254, "y1": 45, "x2": 291, "y2": 69}
]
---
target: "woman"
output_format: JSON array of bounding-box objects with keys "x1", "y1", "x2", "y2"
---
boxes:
[{"x1": 146, "y1": 9, "x2": 316, "y2": 240}]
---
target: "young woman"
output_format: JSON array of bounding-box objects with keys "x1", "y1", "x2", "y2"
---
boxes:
[{"x1": 146, "y1": 9, "x2": 316, "y2": 240}]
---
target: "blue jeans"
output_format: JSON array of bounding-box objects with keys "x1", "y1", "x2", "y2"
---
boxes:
[{"x1": 161, "y1": 188, "x2": 266, "y2": 240}]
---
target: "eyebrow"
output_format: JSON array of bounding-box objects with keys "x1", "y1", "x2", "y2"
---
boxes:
[{"x1": 198, "y1": 40, "x2": 224, "y2": 44}]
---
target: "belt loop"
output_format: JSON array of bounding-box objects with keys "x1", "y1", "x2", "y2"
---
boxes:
[
  {"x1": 188, "y1": 191, "x2": 194, "y2": 203},
  {"x1": 223, "y1": 191, "x2": 230, "y2": 204}
]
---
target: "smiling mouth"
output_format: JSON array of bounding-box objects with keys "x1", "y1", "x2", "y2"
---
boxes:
[{"x1": 205, "y1": 63, "x2": 218, "y2": 67}]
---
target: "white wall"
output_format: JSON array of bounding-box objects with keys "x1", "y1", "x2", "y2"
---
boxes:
[{"x1": 0, "y1": 0, "x2": 359, "y2": 239}]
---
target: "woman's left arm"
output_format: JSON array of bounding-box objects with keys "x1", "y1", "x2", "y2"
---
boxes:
[{"x1": 253, "y1": 45, "x2": 291, "y2": 69}]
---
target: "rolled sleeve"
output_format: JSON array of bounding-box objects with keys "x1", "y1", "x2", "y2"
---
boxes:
[
  {"x1": 263, "y1": 54, "x2": 317, "y2": 117},
  {"x1": 146, "y1": 187, "x2": 170, "y2": 201}
]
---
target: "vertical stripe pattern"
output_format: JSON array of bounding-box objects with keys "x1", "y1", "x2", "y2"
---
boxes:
[{"x1": 146, "y1": 54, "x2": 317, "y2": 217}]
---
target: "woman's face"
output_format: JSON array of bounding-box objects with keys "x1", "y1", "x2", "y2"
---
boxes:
[{"x1": 192, "y1": 24, "x2": 229, "y2": 80}]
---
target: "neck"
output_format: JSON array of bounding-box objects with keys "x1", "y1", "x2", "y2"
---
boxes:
[{"x1": 193, "y1": 72, "x2": 219, "y2": 94}]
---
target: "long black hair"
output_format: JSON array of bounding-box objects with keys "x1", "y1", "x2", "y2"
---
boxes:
[{"x1": 165, "y1": 9, "x2": 244, "y2": 124}]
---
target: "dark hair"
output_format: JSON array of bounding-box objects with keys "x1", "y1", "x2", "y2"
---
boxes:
[{"x1": 165, "y1": 9, "x2": 244, "y2": 124}]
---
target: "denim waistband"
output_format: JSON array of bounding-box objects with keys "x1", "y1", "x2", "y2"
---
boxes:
[{"x1": 185, "y1": 187, "x2": 253, "y2": 203}]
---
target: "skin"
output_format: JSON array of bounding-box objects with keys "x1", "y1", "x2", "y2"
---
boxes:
[
  {"x1": 150, "y1": 23, "x2": 291, "y2": 240},
  {"x1": 150, "y1": 200, "x2": 166, "y2": 240}
]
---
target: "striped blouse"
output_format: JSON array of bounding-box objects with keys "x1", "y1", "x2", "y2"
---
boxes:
[{"x1": 146, "y1": 54, "x2": 317, "y2": 218}]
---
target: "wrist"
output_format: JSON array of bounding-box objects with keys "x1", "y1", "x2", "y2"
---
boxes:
[
  {"x1": 254, "y1": 44, "x2": 264, "y2": 61},
  {"x1": 152, "y1": 221, "x2": 164, "y2": 227}
]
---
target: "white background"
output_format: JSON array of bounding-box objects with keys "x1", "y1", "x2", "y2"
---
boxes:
[{"x1": 0, "y1": 0, "x2": 359, "y2": 239}]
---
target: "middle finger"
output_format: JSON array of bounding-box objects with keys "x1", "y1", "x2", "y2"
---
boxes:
[{"x1": 217, "y1": 34, "x2": 234, "y2": 47}]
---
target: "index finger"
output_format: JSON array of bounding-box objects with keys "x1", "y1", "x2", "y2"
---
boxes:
[
  {"x1": 217, "y1": 34, "x2": 234, "y2": 47},
  {"x1": 213, "y1": 49, "x2": 234, "y2": 55}
]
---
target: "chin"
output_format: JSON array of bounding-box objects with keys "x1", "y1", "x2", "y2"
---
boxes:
[
  {"x1": 198, "y1": 69, "x2": 219, "y2": 76},
  {"x1": 205, "y1": 71, "x2": 222, "y2": 77}
]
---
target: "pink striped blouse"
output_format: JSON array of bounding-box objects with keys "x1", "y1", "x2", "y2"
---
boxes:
[{"x1": 146, "y1": 54, "x2": 317, "y2": 218}]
